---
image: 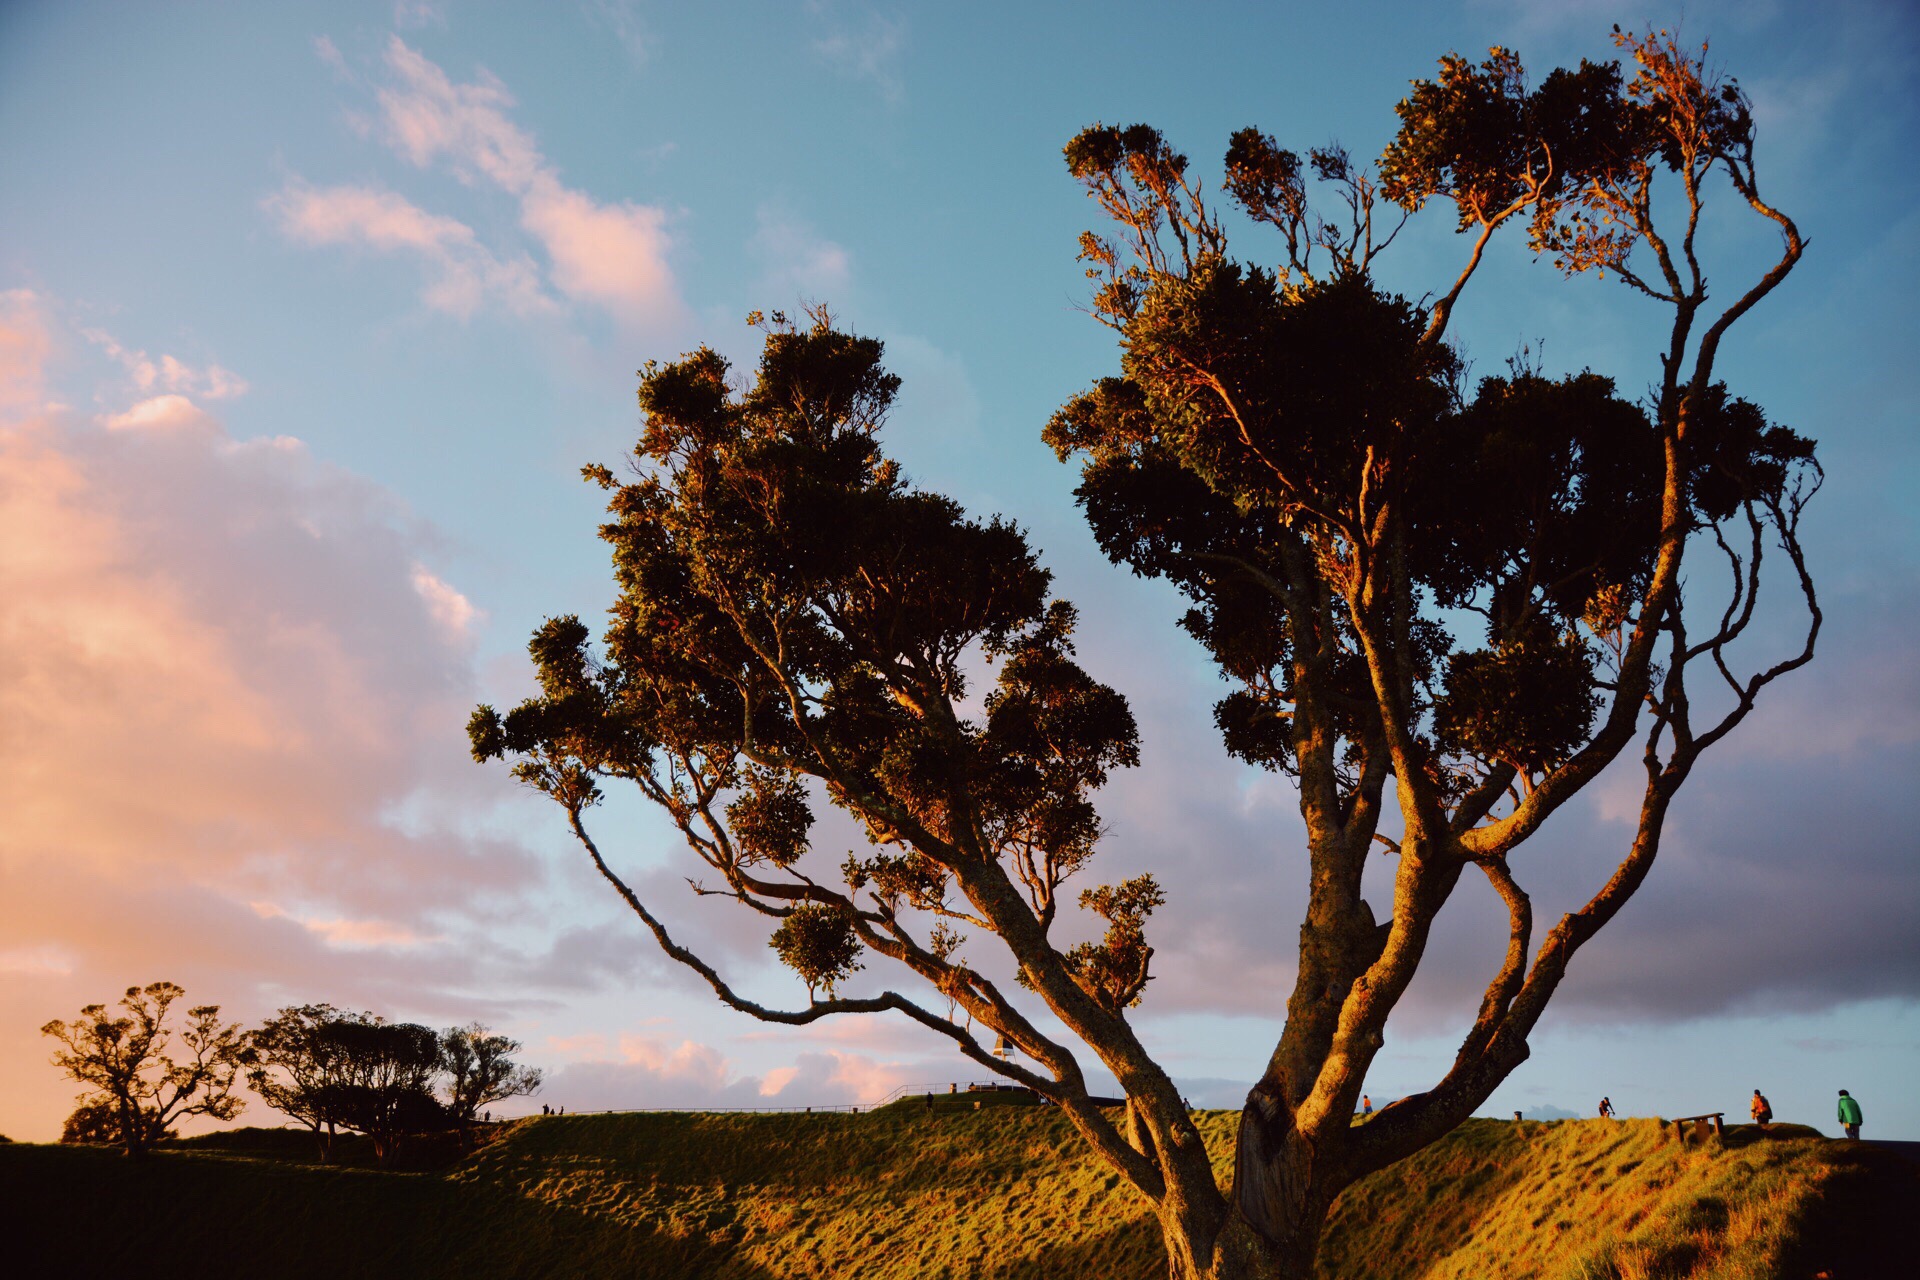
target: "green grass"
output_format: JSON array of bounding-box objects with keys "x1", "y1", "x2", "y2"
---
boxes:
[{"x1": 2, "y1": 1112, "x2": 1908, "y2": 1278}]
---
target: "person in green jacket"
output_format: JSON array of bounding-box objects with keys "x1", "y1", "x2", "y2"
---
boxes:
[{"x1": 1837, "y1": 1089, "x2": 1863, "y2": 1140}]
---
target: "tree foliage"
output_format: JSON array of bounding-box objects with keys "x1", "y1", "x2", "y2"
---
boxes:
[
  {"x1": 58, "y1": 1099, "x2": 129, "y2": 1146},
  {"x1": 769, "y1": 905, "x2": 865, "y2": 1000},
  {"x1": 474, "y1": 29, "x2": 1818, "y2": 1280},
  {"x1": 40, "y1": 982, "x2": 252, "y2": 1158},
  {"x1": 314, "y1": 1017, "x2": 448, "y2": 1165},
  {"x1": 251, "y1": 1008, "x2": 539, "y2": 1159},
  {"x1": 441, "y1": 1023, "x2": 543, "y2": 1129}
]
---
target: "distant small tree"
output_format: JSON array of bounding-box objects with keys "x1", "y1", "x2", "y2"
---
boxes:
[
  {"x1": 41, "y1": 982, "x2": 251, "y2": 1158},
  {"x1": 249, "y1": 1003, "x2": 353, "y2": 1160},
  {"x1": 440, "y1": 1023, "x2": 542, "y2": 1132}
]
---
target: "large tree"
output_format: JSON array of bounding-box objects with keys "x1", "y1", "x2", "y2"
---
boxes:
[
  {"x1": 472, "y1": 30, "x2": 1817, "y2": 1280},
  {"x1": 41, "y1": 982, "x2": 252, "y2": 1158}
]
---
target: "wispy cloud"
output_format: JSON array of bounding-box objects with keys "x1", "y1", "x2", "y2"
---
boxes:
[
  {"x1": 392, "y1": 0, "x2": 448, "y2": 31},
  {"x1": 750, "y1": 206, "x2": 853, "y2": 302},
  {"x1": 82, "y1": 326, "x2": 249, "y2": 401},
  {"x1": 582, "y1": 0, "x2": 652, "y2": 65},
  {"x1": 541, "y1": 1034, "x2": 926, "y2": 1111},
  {"x1": 272, "y1": 36, "x2": 683, "y2": 331},
  {"x1": 250, "y1": 901, "x2": 443, "y2": 950},
  {"x1": 267, "y1": 181, "x2": 552, "y2": 319},
  {"x1": 374, "y1": 36, "x2": 682, "y2": 328},
  {"x1": 313, "y1": 34, "x2": 349, "y2": 79},
  {"x1": 810, "y1": 3, "x2": 907, "y2": 104}
]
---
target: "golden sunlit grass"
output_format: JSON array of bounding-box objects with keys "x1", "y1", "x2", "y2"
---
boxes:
[
  {"x1": 1313, "y1": 1118, "x2": 1905, "y2": 1279},
  {"x1": 0, "y1": 1108, "x2": 1908, "y2": 1277}
]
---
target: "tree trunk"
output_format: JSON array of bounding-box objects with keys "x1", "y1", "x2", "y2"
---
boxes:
[
  {"x1": 1159, "y1": 1199, "x2": 1325, "y2": 1280},
  {"x1": 1155, "y1": 1093, "x2": 1333, "y2": 1280}
]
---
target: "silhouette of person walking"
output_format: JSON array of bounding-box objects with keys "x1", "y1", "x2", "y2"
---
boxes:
[{"x1": 1750, "y1": 1089, "x2": 1773, "y2": 1133}]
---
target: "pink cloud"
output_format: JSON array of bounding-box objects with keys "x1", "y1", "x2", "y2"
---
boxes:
[
  {"x1": 369, "y1": 37, "x2": 683, "y2": 329},
  {"x1": 378, "y1": 38, "x2": 543, "y2": 190},
  {"x1": 267, "y1": 182, "x2": 552, "y2": 319},
  {"x1": 540, "y1": 1036, "x2": 929, "y2": 1113},
  {"x1": 0, "y1": 296, "x2": 543, "y2": 1141},
  {"x1": 274, "y1": 38, "x2": 683, "y2": 330},
  {"x1": 0, "y1": 291, "x2": 54, "y2": 413},
  {"x1": 411, "y1": 564, "x2": 479, "y2": 635},
  {"x1": 99, "y1": 393, "x2": 217, "y2": 433},
  {"x1": 82, "y1": 326, "x2": 249, "y2": 402},
  {"x1": 520, "y1": 183, "x2": 675, "y2": 326}
]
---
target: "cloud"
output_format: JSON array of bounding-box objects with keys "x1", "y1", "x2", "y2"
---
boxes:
[
  {"x1": 99, "y1": 393, "x2": 218, "y2": 434},
  {"x1": 267, "y1": 182, "x2": 552, "y2": 319},
  {"x1": 81, "y1": 326, "x2": 249, "y2": 402},
  {"x1": 750, "y1": 206, "x2": 853, "y2": 302},
  {"x1": 0, "y1": 294, "x2": 545, "y2": 1140},
  {"x1": 0, "y1": 291, "x2": 54, "y2": 414},
  {"x1": 249, "y1": 900, "x2": 444, "y2": 950},
  {"x1": 519, "y1": 184, "x2": 675, "y2": 324},
  {"x1": 272, "y1": 37, "x2": 683, "y2": 331},
  {"x1": 312, "y1": 34, "x2": 349, "y2": 79},
  {"x1": 411, "y1": 563, "x2": 480, "y2": 635},
  {"x1": 0, "y1": 945, "x2": 76, "y2": 977},
  {"x1": 393, "y1": 0, "x2": 448, "y2": 30},
  {"x1": 540, "y1": 1034, "x2": 928, "y2": 1112},
  {"x1": 810, "y1": 4, "x2": 907, "y2": 103},
  {"x1": 583, "y1": 0, "x2": 652, "y2": 65},
  {"x1": 370, "y1": 37, "x2": 683, "y2": 329}
]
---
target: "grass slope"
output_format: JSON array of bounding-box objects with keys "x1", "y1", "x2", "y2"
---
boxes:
[{"x1": 1, "y1": 1110, "x2": 1908, "y2": 1278}]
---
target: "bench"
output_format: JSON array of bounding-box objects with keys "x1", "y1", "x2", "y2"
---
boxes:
[{"x1": 1671, "y1": 1112, "x2": 1725, "y2": 1143}]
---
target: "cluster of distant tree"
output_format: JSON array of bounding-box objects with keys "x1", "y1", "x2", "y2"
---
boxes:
[{"x1": 41, "y1": 981, "x2": 541, "y2": 1163}]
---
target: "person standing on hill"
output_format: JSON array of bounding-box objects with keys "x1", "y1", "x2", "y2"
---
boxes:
[
  {"x1": 1751, "y1": 1089, "x2": 1773, "y2": 1132},
  {"x1": 1837, "y1": 1090, "x2": 1863, "y2": 1140},
  {"x1": 1598, "y1": 1097, "x2": 1615, "y2": 1119},
  {"x1": 1361, "y1": 1095, "x2": 1372, "y2": 1117}
]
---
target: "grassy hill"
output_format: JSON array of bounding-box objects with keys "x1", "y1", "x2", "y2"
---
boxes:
[{"x1": 2, "y1": 1106, "x2": 1909, "y2": 1278}]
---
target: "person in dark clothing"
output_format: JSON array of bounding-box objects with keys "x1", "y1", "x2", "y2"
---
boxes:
[
  {"x1": 1598, "y1": 1096, "x2": 1615, "y2": 1119},
  {"x1": 1751, "y1": 1089, "x2": 1773, "y2": 1132},
  {"x1": 1837, "y1": 1089, "x2": 1863, "y2": 1140}
]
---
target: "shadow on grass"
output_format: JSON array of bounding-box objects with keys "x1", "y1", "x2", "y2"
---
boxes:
[
  {"x1": 1, "y1": 1141, "x2": 777, "y2": 1280},
  {"x1": 993, "y1": 1216, "x2": 1163, "y2": 1280},
  {"x1": 1779, "y1": 1140, "x2": 1920, "y2": 1280}
]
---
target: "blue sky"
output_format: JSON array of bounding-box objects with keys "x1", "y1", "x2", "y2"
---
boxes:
[{"x1": 2, "y1": 0, "x2": 1916, "y2": 1144}]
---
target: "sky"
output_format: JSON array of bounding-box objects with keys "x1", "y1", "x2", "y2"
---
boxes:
[{"x1": 2, "y1": 0, "x2": 1916, "y2": 1145}]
